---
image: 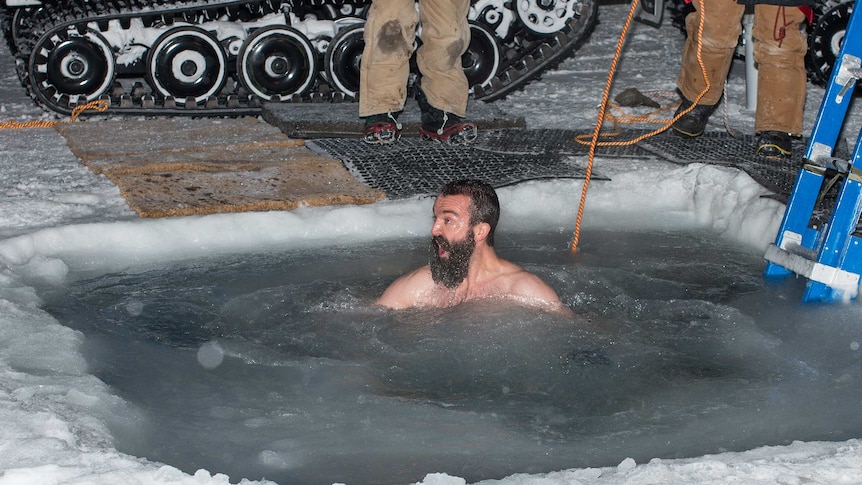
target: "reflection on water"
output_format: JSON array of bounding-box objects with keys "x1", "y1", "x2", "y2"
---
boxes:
[{"x1": 41, "y1": 229, "x2": 862, "y2": 485}]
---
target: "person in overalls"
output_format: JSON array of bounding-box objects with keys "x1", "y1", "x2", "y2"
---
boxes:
[
  {"x1": 672, "y1": 0, "x2": 813, "y2": 158},
  {"x1": 359, "y1": 0, "x2": 478, "y2": 145}
]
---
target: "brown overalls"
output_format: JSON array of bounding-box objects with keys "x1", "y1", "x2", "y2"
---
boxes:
[
  {"x1": 676, "y1": 0, "x2": 808, "y2": 135},
  {"x1": 359, "y1": 0, "x2": 471, "y2": 118}
]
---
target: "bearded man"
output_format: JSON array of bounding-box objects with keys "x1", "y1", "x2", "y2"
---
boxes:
[{"x1": 376, "y1": 179, "x2": 566, "y2": 311}]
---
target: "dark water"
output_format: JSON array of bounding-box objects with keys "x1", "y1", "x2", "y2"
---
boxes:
[{"x1": 40, "y1": 229, "x2": 862, "y2": 485}]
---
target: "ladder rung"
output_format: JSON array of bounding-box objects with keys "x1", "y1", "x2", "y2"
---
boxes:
[
  {"x1": 764, "y1": 244, "x2": 861, "y2": 297},
  {"x1": 806, "y1": 157, "x2": 850, "y2": 173}
]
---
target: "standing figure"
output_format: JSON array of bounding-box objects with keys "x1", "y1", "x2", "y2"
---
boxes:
[
  {"x1": 359, "y1": 0, "x2": 478, "y2": 145},
  {"x1": 672, "y1": 0, "x2": 812, "y2": 158}
]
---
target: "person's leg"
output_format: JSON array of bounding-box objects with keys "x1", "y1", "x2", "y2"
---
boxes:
[
  {"x1": 673, "y1": 0, "x2": 744, "y2": 136},
  {"x1": 677, "y1": 0, "x2": 744, "y2": 104},
  {"x1": 413, "y1": 0, "x2": 476, "y2": 144},
  {"x1": 359, "y1": 0, "x2": 418, "y2": 118},
  {"x1": 753, "y1": 4, "x2": 807, "y2": 136},
  {"x1": 415, "y1": 0, "x2": 471, "y2": 117}
]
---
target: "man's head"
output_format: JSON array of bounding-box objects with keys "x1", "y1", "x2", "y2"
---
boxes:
[
  {"x1": 438, "y1": 179, "x2": 500, "y2": 247},
  {"x1": 429, "y1": 180, "x2": 500, "y2": 288}
]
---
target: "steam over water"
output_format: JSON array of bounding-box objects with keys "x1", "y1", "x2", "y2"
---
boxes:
[{"x1": 40, "y1": 229, "x2": 862, "y2": 485}]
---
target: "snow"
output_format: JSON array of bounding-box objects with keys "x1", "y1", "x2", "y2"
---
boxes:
[{"x1": 1, "y1": 3, "x2": 862, "y2": 484}]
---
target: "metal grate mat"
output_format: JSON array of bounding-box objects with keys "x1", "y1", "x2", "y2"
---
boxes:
[
  {"x1": 308, "y1": 129, "x2": 833, "y2": 201},
  {"x1": 307, "y1": 135, "x2": 607, "y2": 199}
]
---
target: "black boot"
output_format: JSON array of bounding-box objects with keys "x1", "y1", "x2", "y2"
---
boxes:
[
  {"x1": 416, "y1": 87, "x2": 477, "y2": 145},
  {"x1": 756, "y1": 131, "x2": 793, "y2": 158},
  {"x1": 672, "y1": 95, "x2": 718, "y2": 137}
]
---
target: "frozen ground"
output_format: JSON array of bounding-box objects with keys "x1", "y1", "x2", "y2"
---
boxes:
[{"x1": 1, "y1": 3, "x2": 862, "y2": 484}]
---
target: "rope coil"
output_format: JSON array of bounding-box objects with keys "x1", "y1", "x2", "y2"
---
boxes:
[{"x1": 0, "y1": 99, "x2": 109, "y2": 130}]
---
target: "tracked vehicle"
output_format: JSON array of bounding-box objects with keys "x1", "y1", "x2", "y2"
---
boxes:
[{"x1": 0, "y1": 0, "x2": 599, "y2": 116}]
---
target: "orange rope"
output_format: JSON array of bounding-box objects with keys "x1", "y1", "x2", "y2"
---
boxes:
[
  {"x1": 0, "y1": 99, "x2": 110, "y2": 129},
  {"x1": 570, "y1": 0, "x2": 711, "y2": 252},
  {"x1": 569, "y1": 0, "x2": 642, "y2": 252}
]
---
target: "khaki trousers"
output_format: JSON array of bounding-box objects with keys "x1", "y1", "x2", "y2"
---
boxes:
[
  {"x1": 676, "y1": 0, "x2": 807, "y2": 135},
  {"x1": 359, "y1": 0, "x2": 471, "y2": 118}
]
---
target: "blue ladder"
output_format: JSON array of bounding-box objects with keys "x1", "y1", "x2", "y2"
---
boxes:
[{"x1": 763, "y1": 0, "x2": 862, "y2": 303}]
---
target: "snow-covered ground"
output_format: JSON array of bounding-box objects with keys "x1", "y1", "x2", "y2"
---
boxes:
[{"x1": 1, "y1": 3, "x2": 862, "y2": 484}]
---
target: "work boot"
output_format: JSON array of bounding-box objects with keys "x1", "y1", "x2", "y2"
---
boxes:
[
  {"x1": 362, "y1": 112, "x2": 402, "y2": 145},
  {"x1": 416, "y1": 87, "x2": 477, "y2": 145},
  {"x1": 756, "y1": 131, "x2": 793, "y2": 158},
  {"x1": 671, "y1": 96, "x2": 718, "y2": 137}
]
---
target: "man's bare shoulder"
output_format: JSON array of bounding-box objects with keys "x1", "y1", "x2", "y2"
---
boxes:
[
  {"x1": 376, "y1": 265, "x2": 435, "y2": 309},
  {"x1": 498, "y1": 264, "x2": 569, "y2": 312},
  {"x1": 511, "y1": 270, "x2": 560, "y2": 299}
]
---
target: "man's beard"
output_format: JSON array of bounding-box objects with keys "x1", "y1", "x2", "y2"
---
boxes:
[{"x1": 429, "y1": 232, "x2": 476, "y2": 289}]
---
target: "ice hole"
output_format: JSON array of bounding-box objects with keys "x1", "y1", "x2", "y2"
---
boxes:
[{"x1": 38, "y1": 225, "x2": 862, "y2": 485}]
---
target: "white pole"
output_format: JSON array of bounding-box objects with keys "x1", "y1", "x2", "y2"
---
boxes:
[{"x1": 743, "y1": 12, "x2": 757, "y2": 111}]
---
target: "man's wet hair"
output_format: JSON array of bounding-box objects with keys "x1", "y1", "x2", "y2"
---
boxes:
[{"x1": 439, "y1": 179, "x2": 500, "y2": 246}]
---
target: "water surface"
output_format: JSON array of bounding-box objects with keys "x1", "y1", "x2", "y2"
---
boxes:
[{"x1": 41, "y1": 229, "x2": 862, "y2": 485}]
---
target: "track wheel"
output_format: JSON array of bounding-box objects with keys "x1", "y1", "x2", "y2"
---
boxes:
[
  {"x1": 11, "y1": 7, "x2": 38, "y2": 53},
  {"x1": 515, "y1": 0, "x2": 579, "y2": 36},
  {"x1": 807, "y1": 1, "x2": 853, "y2": 87},
  {"x1": 237, "y1": 26, "x2": 317, "y2": 101},
  {"x1": 324, "y1": 22, "x2": 365, "y2": 98},
  {"x1": 463, "y1": 21, "x2": 501, "y2": 90},
  {"x1": 147, "y1": 26, "x2": 227, "y2": 105},
  {"x1": 29, "y1": 27, "x2": 115, "y2": 109}
]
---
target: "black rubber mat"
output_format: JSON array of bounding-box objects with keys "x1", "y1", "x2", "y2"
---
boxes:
[
  {"x1": 637, "y1": 130, "x2": 806, "y2": 200},
  {"x1": 475, "y1": 128, "x2": 809, "y2": 200},
  {"x1": 307, "y1": 128, "x2": 824, "y2": 201},
  {"x1": 306, "y1": 135, "x2": 606, "y2": 199},
  {"x1": 476, "y1": 129, "x2": 650, "y2": 158}
]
